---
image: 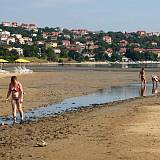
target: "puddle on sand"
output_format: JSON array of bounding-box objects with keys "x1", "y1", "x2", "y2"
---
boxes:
[{"x1": 0, "y1": 83, "x2": 158, "y2": 125}]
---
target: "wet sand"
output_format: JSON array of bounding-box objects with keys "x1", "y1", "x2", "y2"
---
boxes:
[
  {"x1": 0, "y1": 70, "x2": 143, "y2": 116},
  {"x1": 1, "y1": 96, "x2": 160, "y2": 159},
  {"x1": 0, "y1": 70, "x2": 160, "y2": 159}
]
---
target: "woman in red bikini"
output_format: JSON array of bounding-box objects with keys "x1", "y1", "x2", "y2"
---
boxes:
[{"x1": 6, "y1": 76, "x2": 24, "y2": 123}]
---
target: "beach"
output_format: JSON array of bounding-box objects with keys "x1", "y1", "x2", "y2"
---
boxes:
[
  {"x1": 0, "y1": 70, "x2": 142, "y2": 116},
  {"x1": 0, "y1": 70, "x2": 160, "y2": 159}
]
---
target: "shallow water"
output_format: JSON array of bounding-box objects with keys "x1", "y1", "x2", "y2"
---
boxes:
[
  {"x1": 0, "y1": 83, "x2": 158, "y2": 125},
  {"x1": 4, "y1": 63, "x2": 160, "y2": 72}
]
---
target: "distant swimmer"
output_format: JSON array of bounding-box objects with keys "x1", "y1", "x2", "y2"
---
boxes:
[
  {"x1": 6, "y1": 76, "x2": 24, "y2": 124},
  {"x1": 152, "y1": 75, "x2": 159, "y2": 88},
  {"x1": 139, "y1": 67, "x2": 146, "y2": 86}
]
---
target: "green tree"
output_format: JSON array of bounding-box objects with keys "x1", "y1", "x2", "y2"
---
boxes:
[
  {"x1": 46, "y1": 48, "x2": 58, "y2": 62},
  {"x1": 111, "y1": 52, "x2": 122, "y2": 62}
]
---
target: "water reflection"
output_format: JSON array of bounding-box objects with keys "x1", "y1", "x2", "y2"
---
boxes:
[
  {"x1": 139, "y1": 84, "x2": 159, "y2": 97},
  {"x1": 152, "y1": 85, "x2": 158, "y2": 95},
  {"x1": 0, "y1": 83, "x2": 158, "y2": 125},
  {"x1": 139, "y1": 85, "x2": 146, "y2": 97}
]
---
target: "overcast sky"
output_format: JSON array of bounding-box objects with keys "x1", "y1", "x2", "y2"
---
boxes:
[{"x1": 1, "y1": 0, "x2": 160, "y2": 32}]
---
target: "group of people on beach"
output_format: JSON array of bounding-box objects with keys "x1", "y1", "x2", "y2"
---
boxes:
[
  {"x1": 139, "y1": 67, "x2": 159, "y2": 96},
  {"x1": 139, "y1": 67, "x2": 159, "y2": 87},
  {"x1": 4, "y1": 68, "x2": 159, "y2": 124}
]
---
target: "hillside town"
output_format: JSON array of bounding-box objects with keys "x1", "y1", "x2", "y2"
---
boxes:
[{"x1": 0, "y1": 21, "x2": 160, "y2": 62}]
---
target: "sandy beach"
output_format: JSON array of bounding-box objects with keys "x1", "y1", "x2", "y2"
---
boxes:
[
  {"x1": 0, "y1": 70, "x2": 143, "y2": 116},
  {"x1": 0, "y1": 70, "x2": 160, "y2": 159}
]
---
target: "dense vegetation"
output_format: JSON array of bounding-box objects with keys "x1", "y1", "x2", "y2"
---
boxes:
[{"x1": 0, "y1": 24, "x2": 160, "y2": 62}]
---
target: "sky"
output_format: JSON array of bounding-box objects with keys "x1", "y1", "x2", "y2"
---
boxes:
[{"x1": 1, "y1": 0, "x2": 160, "y2": 32}]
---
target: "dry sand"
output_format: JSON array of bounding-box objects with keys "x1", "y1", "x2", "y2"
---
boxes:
[{"x1": 0, "y1": 70, "x2": 160, "y2": 160}]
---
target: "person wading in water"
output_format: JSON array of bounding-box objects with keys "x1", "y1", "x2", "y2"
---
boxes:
[
  {"x1": 6, "y1": 76, "x2": 24, "y2": 124},
  {"x1": 139, "y1": 67, "x2": 146, "y2": 86}
]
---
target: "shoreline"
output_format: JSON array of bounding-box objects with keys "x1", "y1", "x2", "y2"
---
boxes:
[
  {"x1": 0, "y1": 70, "x2": 141, "y2": 116},
  {"x1": 3, "y1": 60, "x2": 160, "y2": 66},
  {"x1": 0, "y1": 70, "x2": 160, "y2": 159},
  {"x1": 0, "y1": 95, "x2": 160, "y2": 159}
]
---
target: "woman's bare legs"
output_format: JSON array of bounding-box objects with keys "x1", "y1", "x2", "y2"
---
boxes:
[
  {"x1": 17, "y1": 101, "x2": 24, "y2": 122},
  {"x1": 11, "y1": 100, "x2": 17, "y2": 123}
]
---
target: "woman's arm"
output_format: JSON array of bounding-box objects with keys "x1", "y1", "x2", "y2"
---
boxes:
[
  {"x1": 6, "y1": 84, "x2": 11, "y2": 100},
  {"x1": 19, "y1": 83, "x2": 23, "y2": 100}
]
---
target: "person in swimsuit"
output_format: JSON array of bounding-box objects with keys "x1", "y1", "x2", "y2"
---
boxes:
[
  {"x1": 6, "y1": 76, "x2": 24, "y2": 123},
  {"x1": 152, "y1": 75, "x2": 159, "y2": 88},
  {"x1": 139, "y1": 67, "x2": 146, "y2": 86}
]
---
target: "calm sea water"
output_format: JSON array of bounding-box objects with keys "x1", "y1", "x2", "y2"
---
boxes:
[{"x1": 3, "y1": 63, "x2": 160, "y2": 72}]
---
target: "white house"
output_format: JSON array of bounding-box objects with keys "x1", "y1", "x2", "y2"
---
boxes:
[
  {"x1": 7, "y1": 37, "x2": 16, "y2": 44},
  {"x1": 1, "y1": 31, "x2": 10, "y2": 37},
  {"x1": 23, "y1": 37, "x2": 32, "y2": 42},
  {"x1": 32, "y1": 33, "x2": 37, "y2": 37},
  {"x1": 18, "y1": 38, "x2": 25, "y2": 44},
  {"x1": 53, "y1": 48, "x2": 61, "y2": 54},
  {"x1": 1, "y1": 22, "x2": 11, "y2": 27},
  {"x1": 0, "y1": 36, "x2": 8, "y2": 41},
  {"x1": 9, "y1": 47, "x2": 23, "y2": 56},
  {"x1": 12, "y1": 34, "x2": 22, "y2": 39}
]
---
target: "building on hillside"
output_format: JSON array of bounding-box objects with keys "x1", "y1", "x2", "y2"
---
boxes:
[
  {"x1": 51, "y1": 32, "x2": 59, "y2": 37},
  {"x1": 151, "y1": 42, "x2": 158, "y2": 47},
  {"x1": 63, "y1": 34, "x2": 71, "y2": 39},
  {"x1": 0, "y1": 36, "x2": 8, "y2": 41},
  {"x1": 23, "y1": 37, "x2": 32, "y2": 42},
  {"x1": 119, "y1": 40, "x2": 128, "y2": 47},
  {"x1": 42, "y1": 32, "x2": 49, "y2": 39},
  {"x1": 53, "y1": 48, "x2": 61, "y2": 54},
  {"x1": 18, "y1": 38, "x2": 25, "y2": 44},
  {"x1": 29, "y1": 24, "x2": 37, "y2": 30},
  {"x1": 45, "y1": 42, "x2": 58, "y2": 49},
  {"x1": 122, "y1": 57, "x2": 129, "y2": 62},
  {"x1": 7, "y1": 37, "x2": 16, "y2": 44},
  {"x1": 32, "y1": 33, "x2": 37, "y2": 37},
  {"x1": 129, "y1": 43, "x2": 140, "y2": 47},
  {"x1": 119, "y1": 48, "x2": 126, "y2": 55},
  {"x1": 21, "y1": 23, "x2": 29, "y2": 29},
  {"x1": 26, "y1": 41, "x2": 34, "y2": 45},
  {"x1": 8, "y1": 47, "x2": 23, "y2": 56},
  {"x1": 147, "y1": 32, "x2": 160, "y2": 37},
  {"x1": 71, "y1": 29, "x2": 88, "y2": 36},
  {"x1": 62, "y1": 40, "x2": 70, "y2": 47},
  {"x1": 11, "y1": 22, "x2": 18, "y2": 27},
  {"x1": 146, "y1": 49, "x2": 160, "y2": 57},
  {"x1": 82, "y1": 53, "x2": 95, "y2": 58},
  {"x1": 133, "y1": 48, "x2": 145, "y2": 53},
  {"x1": 68, "y1": 44, "x2": 81, "y2": 52},
  {"x1": 12, "y1": 34, "x2": 22, "y2": 39},
  {"x1": 103, "y1": 36, "x2": 112, "y2": 44},
  {"x1": 105, "y1": 48, "x2": 113, "y2": 57},
  {"x1": 137, "y1": 31, "x2": 147, "y2": 36},
  {"x1": 1, "y1": 31, "x2": 10, "y2": 37},
  {"x1": 36, "y1": 41, "x2": 45, "y2": 45},
  {"x1": 1, "y1": 22, "x2": 11, "y2": 27},
  {"x1": 21, "y1": 23, "x2": 37, "y2": 31}
]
